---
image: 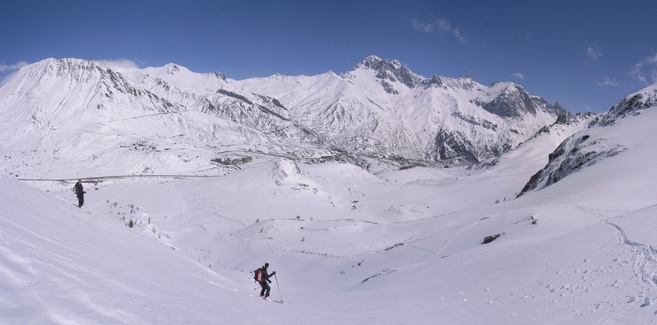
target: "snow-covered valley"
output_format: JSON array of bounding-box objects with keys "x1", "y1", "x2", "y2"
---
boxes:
[{"x1": 2, "y1": 59, "x2": 657, "y2": 324}]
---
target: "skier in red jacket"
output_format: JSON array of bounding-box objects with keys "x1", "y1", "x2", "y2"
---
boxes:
[{"x1": 254, "y1": 263, "x2": 276, "y2": 298}]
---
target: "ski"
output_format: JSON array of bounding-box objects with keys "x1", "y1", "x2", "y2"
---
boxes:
[
  {"x1": 252, "y1": 295, "x2": 285, "y2": 304},
  {"x1": 72, "y1": 203, "x2": 91, "y2": 214},
  {"x1": 263, "y1": 297, "x2": 285, "y2": 304}
]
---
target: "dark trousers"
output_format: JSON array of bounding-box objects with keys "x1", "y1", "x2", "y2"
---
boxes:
[
  {"x1": 259, "y1": 281, "x2": 270, "y2": 297},
  {"x1": 77, "y1": 194, "x2": 84, "y2": 208}
]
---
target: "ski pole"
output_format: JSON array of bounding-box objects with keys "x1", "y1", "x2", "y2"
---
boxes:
[{"x1": 274, "y1": 273, "x2": 283, "y2": 302}]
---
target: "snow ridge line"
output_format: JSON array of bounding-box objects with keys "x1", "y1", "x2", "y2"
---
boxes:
[{"x1": 608, "y1": 222, "x2": 657, "y2": 288}]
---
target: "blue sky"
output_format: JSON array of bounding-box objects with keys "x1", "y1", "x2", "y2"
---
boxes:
[{"x1": 1, "y1": 0, "x2": 656, "y2": 113}]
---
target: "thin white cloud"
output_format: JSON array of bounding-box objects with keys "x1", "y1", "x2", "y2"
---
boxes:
[
  {"x1": 586, "y1": 47, "x2": 602, "y2": 60},
  {"x1": 411, "y1": 19, "x2": 433, "y2": 32},
  {"x1": 512, "y1": 73, "x2": 525, "y2": 80},
  {"x1": 629, "y1": 52, "x2": 657, "y2": 84},
  {"x1": 436, "y1": 19, "x2": 467, "y2": 44},
  {"x1": 646, "y1": 53, "x2": 657, "y2": 66},
  {"x1": 436, "y1": 19, "x2": 452, "y2": 32},
  {"x1": 0, "y1": 61, "x2": 29, "y2": 73},
  {"x1": 596, "y1": 76, "x2": 619, "y2": 87},
  {"x1": 99, "y1": 59, "x2": 139, "y2": 71},
  {"x1": 452, "y1": 28, "x2": 466, "y2": 44},
  {"x1": 630, "y1": 63, "x2": 646, "y2": 83},
  {"x1": 411, "y1": 18, "x2": 467, "y2": 44}
]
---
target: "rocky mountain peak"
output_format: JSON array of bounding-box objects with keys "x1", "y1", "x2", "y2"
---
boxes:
[
  {"x1": 354, "y1": 55, "x2": 423, "y2": 88},
  {"x1": 596, "y1": 83, "x2": 657, "y2": 126},
  {"x1": 421, "y1": 75, "x2": 443, "y2": 88},
  {"x1": 164, "y1": 63, "x2": 181, "y2": 75}
]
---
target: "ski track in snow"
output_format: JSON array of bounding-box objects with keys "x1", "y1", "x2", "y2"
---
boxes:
[
  {"x1": 605, "y1": 220, "x2": 657, "y2": 316},
  {"x1": 558, "y1": 197, "x2": 627, "y2": 223},
  {"x1": 500, "y1": 199, "x2": 657, "y2": 321},
  {"x1": 431, "y1": 217, "x2": 483, "y2": 257},
  {"x1": 560, "y1": 198, "x2": 657, "y2": 290},
  {"x1": 607, "y1": 222, "x2": 657, "y2": 289}
]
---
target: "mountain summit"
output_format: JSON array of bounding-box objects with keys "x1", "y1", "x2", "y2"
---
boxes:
[{"x1": 352, "y1": 55, "x2": 423, "y2": 89}]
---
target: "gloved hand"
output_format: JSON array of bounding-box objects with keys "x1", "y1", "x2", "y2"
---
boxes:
[
  {"x1": 272, "y1": 271, "x2": 276, "y2": 275},
  {"x1": 267, "y1": 279, "x2": 272, "y2": 283}
]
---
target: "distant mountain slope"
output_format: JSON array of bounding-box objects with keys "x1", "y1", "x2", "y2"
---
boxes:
[
  {"x1": 518, "y1": 83, "x2": 657, "y2": 196},
  {"x1": 0, "y1": 56, "x2": 574, "y2": 178},
  {"x1": 238, "y1": 55, "x2": 570, "y2": 165}
]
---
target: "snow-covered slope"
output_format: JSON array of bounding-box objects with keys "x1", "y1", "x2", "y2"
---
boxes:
[
  {"x1": 0, "y1": 58, "x2": 324, "y2": 179},
  {"x1": 239, "y1": 55, "x2": 570, "y2": 165},
  {"x1": 0, "y1": 175, "x2": 253, "y2": 324},
  {"x1": 0, "y1": 56, "x2": 573, "y2": 181},
  {"x1": 3, "y1": 56, "x2": 657, "y2": 324},
  {"x1": 518, "y1": 84, "x2": 657, "y2": 197},
  {"x1": 2, "y1": 81, "x2": 657, "y2": 324}
]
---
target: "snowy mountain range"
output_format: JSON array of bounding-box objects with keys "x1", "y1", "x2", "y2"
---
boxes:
[
  {"x1": 0, "y1": 56, "x2": 573, "y2": 179},
  {"x1": 2, "y1": 56, "x2": 657, "y2": 324}
]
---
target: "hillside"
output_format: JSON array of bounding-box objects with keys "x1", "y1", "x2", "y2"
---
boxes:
[
  {"x1": 2, "y1": 59, "x2": 657, "y2": 324},
  {"x1": 0, "y1": 57, "x2": 572, "y2": 181}
]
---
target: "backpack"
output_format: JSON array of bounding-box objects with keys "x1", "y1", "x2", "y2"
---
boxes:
[
  {"x1": 254, "y1": 267, "x2": 264, "y2": 282},
  {"x1": 73, "y1": 183, "x2": 83, "y2": 195}
]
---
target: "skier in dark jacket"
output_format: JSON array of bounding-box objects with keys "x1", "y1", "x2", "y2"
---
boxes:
[
  {"x1": 73, "y1": 179, "x2": 85, "y2": 208},
  {"x1": 257, "y1": 263, "x2": 276, "y2": 298}
]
